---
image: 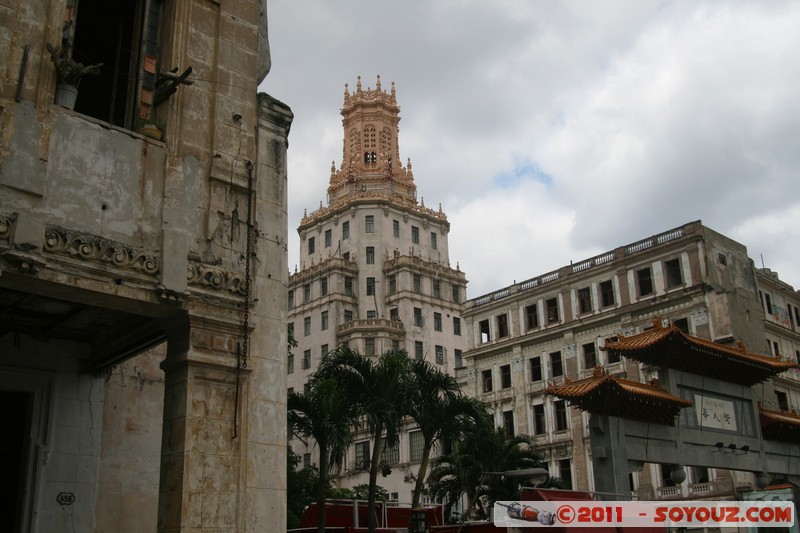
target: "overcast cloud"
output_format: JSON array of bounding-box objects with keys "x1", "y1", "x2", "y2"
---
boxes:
[{"x1": 259, "y1": 1, "x2": 800, "y2": 298}]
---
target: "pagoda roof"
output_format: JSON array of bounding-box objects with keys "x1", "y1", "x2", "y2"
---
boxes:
[
  {"x1": 759, "y1": 406, "x2": 800, "y2": 444},
  {"x1": 545, "y1": 367, "x2": 692, "y2": 425},
  {"x1": 602, "y1": 318, "x2": 799, "y2": 386}
]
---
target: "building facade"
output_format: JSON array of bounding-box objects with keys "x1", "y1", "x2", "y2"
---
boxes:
[
  {"x1": 0, "y1": 1, "x2": 291, "y2": 531},
  {"x1": 460, "y1": 221, "x2": 800, "y2": 500},
  {"x1": 287, "y1": 76, "x2": 467, "y2": 501}
]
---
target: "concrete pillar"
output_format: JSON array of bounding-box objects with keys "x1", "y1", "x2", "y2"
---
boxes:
[{"x1": 589, "y1": 415, "x2": 632, "y2": 498}]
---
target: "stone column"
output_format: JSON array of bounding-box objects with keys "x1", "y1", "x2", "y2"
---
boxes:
[{"x1": 589, "y1": 415, "x2": 632, "y2": 498}]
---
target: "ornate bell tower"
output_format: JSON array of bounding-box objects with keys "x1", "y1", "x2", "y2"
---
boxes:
[{"x1": 327, "y1": 75, "x2": 417, "y2": 203}]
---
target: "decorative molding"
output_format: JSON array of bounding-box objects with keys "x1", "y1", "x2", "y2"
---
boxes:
[
  {"x1": 43, "y1": 226, "x2": 159, "y2": 275},
  {"x1": 187, "y1": 261, "x2": 247, "y2": 295},
  {"x1": 0, "y1": 213, "x2": 15, "y2": 242}
]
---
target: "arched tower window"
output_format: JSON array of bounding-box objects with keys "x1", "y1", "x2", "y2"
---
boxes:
[
  {"x1": 349, "y1": 128, "x2": 361, "y2": 159},
  {"x1": 380, "y1": 127, "x2": 392, "y2": 162}
]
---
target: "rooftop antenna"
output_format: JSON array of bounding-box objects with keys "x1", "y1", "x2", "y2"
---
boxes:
[{"x1": 760, "y1": 253, "x2": 765, "y2": 269}]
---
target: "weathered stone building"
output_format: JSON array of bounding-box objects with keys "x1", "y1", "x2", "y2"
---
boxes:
[
  {"x1": 461, "y1": 221, "x2": 800, "y2": 498},
  {"x1": 0, "y1": 0, "x2": 291, "y2": 531},
  {"x1": 287, "y1": 76, "x2": 468, "y2": 501}
]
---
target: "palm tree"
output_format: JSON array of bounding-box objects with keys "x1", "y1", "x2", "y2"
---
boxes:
[
  {"x1": 288, "y1": 376, "x2": 356, "y2": 533},
  {"x1": 406, "y1": 358, "x2": 490, "y2": 508},
  {"x1": 428, "y1": 420, "x2": 549, "y2": 522},
  {"x1": 316, "y1": 347, "x2": 411, "y2": 533}
]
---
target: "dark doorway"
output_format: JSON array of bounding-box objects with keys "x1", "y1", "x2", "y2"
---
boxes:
[{"x1": 0, "y1": 390, "x2": 32, "y2": 532}]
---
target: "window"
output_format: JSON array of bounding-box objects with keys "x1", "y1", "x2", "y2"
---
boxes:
[
  {"x1": 479, "y1": 319, "x2": 491, "y2": 343},
  {"x1": 530, "y1": 357, "x2": 542, "y2": 382},
  {"x1": 607, "y1": 340, "x2": 621, "y2": 364},
  {"x1": 302, "y1": 349, "x2": 311, "y2": 370},
  {"x1": 320, "y1": 277, "x2": 328, "y2": 296},
  {"x1": 303, "y1": 284, "x2": 311, "y2": 303},
  {"x1": 415, "y1": 341, "x2": 424, "y2": 360},
  {"x1": 321, "y1": 310, "x2": 329, "y2": 331},
  {"x1": 500, "y1": 364, "x2": 511, "y2": 389},
  {"x1": 321, "y1": 344, "x2": 328, "y2": 357},
  {"x1": 526, "y1": 304, "x2": 539, "y2": 330},
  {"x1": 69, "y1": 0, "x2": 165, "y2": 129},
  {"x1": 388, "y1": 274, "x2": 397, "y2": 294},
  {"x1": 665, "y1": 258, "x2": 682, "y2": 288},
  {"x1": 366, "y1": 277, "x2": 375, "y2": 295},
  {"x1": 546, "y1": 298, "x2": 559, "y2": 323},
  {"x1": 559, "y1": 459, "x2": 572, "y2": 489},
  {"x1": 637, "y1": 267, "x2": 654, "y2": 296},
  {"x1": 365, "y1": 215, "x2": 374, "y2": 233},
  {"x1": 325, "y1": 228, "x2": 332, "y2": 248},
  {"x1": 431, "y1": 232, "x2": 438, "y2": 250},
  {"x1": 776, "y1": 391, "x2": 789, "y2": 411},
  {"x1": 308, "y1": 236, "x2": 315, "y2": 255},
  {"x1": 550, "y1": 351, "x2": 563, "y2": 377},
  {"x1": 303, "y1": 316, "x2": 311, "y2": 336},
  {"x1": 600, "y1": 280, "x2": 614, "y2": 307},
  {"x1": 577, "y1": 287, "x2": 592, "y2": 314},
  {"x1": 583, "y1": 342, "x2": 596, "y2": 369},
  {"x1": 433, "y1": 312, "x2": 442, "y2": 332},
  {"x1": 413, "y1": 274, "x2": 421, "y2": 293},
  {"x1": 393, "y1": 219, "x2": 400, "y2": 238},
  {"x1": 718, "y1": 253, "x2": 727, "y2": 266},
  {"x1": 288, "y1": 290, "x2": 294, "y2": 309},
  {"x1": 673, "y1": 317, "x2": 689, "y2": 333},
  {"x1": 503, "y1": 410, "x2": 515, "y2": 438},
  {"x1": 533, "y1": 404, "x2": 546, "y2": 434},
  {"x1": 389, "y1": 307, "x2": 399, "y2": 322},
  {"x1": 381, "y1": 438, "x2": 399, "y2": 465},
  {"x1": 287, "y1": 353, "x2": 294, "y2": 374},
  {"x1": 411, "y1": 226, "x2": 419, "y2": 244},
  {"x1": 392, "y1": 339, "x2": 400, "y2": 351},
  {"x1": 344, "y1": 277, "x2": 355, "y2": 297},
  {"x1": 366, "y1": 246, "x2": 375, "y2": 264},
  {"x1": 303, "y1": 383, "x2": 310, "y2": 395},
  {"x1": 764, "y1": 293, "x2": 773, "y2": 314},
  {"x1": 555, "y1": 400, "x2": 568, "y2": 431},
  {"x1": 365, "y1": 338, "x2": 375, "y2": 356},
  {"x1": 453, "y1": 317, "x2": 462, "y2": 336},
  {"x1": 344, "y1": 310, "x2": 353, "y2": 323},
  {"x1": 454, "y1": 349, "x2": 463, "y2": 368},
  {"x1": 410, "y1": 430, "x2": 424, "y2": 462},
  {"x1": 303, "y1": 453, "x2": 311, "y2": 468},
  {"x1": 435, "y1": 345, "x2": 444, "y2": 365},
  {"x1": 288, "y1": 323, "x2": 295, "y2": 343},
  {"x1": 433, "y1": 279, "x2": 441, "y2": 298},
  {"x1": 342, "y1": 220, "x2": 350, "y2": 240},
  {"x1": 482, "y1": 369, "x2": 493, "y2": 393},
  {"x1": 355, "y1": 441, "x2": 370, "y2": 470},
  {"x1": 451, "y1": 284, "x2": 460, "y2": 303},
  {"x1": 367, "y1": 310, "x2": 377, "y2": 319},
  {"x1": 497, "y1": 314, "x2": 509, "y2": 338},
  {"x1": 414, "y1": 307, "x2": 423, "y2": 327}
]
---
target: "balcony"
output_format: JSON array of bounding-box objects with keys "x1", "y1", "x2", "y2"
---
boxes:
[{"x1": 337, "y1": 318, "x2": 405, "y2": 337}]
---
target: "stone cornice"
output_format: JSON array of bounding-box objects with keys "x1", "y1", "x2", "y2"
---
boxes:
[
  {"x1": 44, "y1": 226, "x2": 159, "y2": 275},
  {"x1": 186, "y1": 260, "x2": 247, "y2": 296}
]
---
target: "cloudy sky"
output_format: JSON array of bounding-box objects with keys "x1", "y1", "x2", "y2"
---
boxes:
[{"x1": 259, "y1": 1, "x2": 800, "y2": 298}]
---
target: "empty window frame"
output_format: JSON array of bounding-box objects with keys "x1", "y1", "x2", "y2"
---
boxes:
[
  {"x1": 776, "y1": 390, "x2": 789, "y2": 411},
  {"x1": 532, "y1": 403, "x2": 546, "y2": 434},
  {"x1": 559, "y1": 459, "x2": 573, "y2": 489},
  {"x1": 664, "y1": 258, "x2": 682, "y2": 288},
  {"x1": 365, "y1": 215, "x2": 375, "y2": 233},
  {"x1": 673, "y1": 317, "x2": 689, "y2": 334},
  {"x1": 637, "y1": 267, "x2": 654, "y2": 296},
  {"x1": 479, "y1": 319, "x2": 491, "y2": 343},
  {"x1": 577, "y1": 287, "x2": 592, "y2": 314},
  {"x1": 550, "y1": 351, "x2": 563, "y2": 377},
  {"x1": 583, "y1": 342, "x2": 597, "y2": 369},
  {"x1": 500, "y1": 364, "x2": 512, "y2": 389},
  {"x1": 529, "y1": 356, "x2": 542, "y2": 382},
  {"x1": 546, "y1": 297, "x2": 559, "y2": 323},
  {"x1": 497, "y1": 313, "x2": 509, "y2": 338},
  {"x1": 526, "y1": 303, "x2": 539, "y2": 330},
  {"x1": 600, "y1": 280, "x2": 615, "y2": 307},
  {"x1": 433, "y1": 312, "x2": 442, "y2": 331},
  {"x1": 503, "y1": 410, "x2": 515, "y2": 438},
  {"x1": 554, "y1": 400, "x2": 568, "y2": 431},
  {"x1": 482, "y1": 369, "x2": 493, "y2": 393}
]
